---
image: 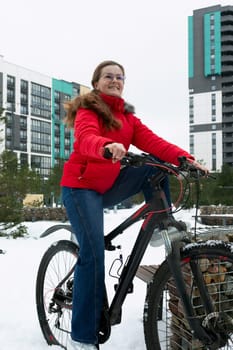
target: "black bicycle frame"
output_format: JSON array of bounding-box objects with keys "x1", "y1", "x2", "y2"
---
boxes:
[
  {"x1": 166, "y1": 243, "x2": 216, "y2": 346},
  {"x1": 104, "y1": 179, "x2": 171, "y2": 325},
  {"x1": 104, "y1": 180, "x2": 217, "y2": 346}
]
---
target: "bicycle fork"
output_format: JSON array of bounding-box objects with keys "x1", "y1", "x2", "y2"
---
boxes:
[{"x1": 165, "y1": 237, "x2": 221, "y2": 349}]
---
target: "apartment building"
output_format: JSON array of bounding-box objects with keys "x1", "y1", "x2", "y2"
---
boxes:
[
  {"x1": 188, "y1": 4, "x2": 233, "y2": 171},
  {"x1": 0, "y1": 56, "x2": 90, "y2": 177}
]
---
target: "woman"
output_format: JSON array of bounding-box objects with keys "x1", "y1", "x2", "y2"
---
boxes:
[{"x1": 61, "y1": 60, "x2": 208, "y2": 350}]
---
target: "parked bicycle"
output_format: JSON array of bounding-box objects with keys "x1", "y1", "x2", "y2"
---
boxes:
[{"x1": 36, "y1": 152, "x2": 233, "y2": 349}]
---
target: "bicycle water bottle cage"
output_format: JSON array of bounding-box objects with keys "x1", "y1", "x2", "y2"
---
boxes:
[
  {"x1": 114, "y1": 279, "x2": 134, "y2": 294},
  {"x1": 105, "y1": 242, "x2": 118, "y2": 251}
]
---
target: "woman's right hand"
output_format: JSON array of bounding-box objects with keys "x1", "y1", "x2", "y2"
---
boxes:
[{"x1": 105, "y1": 143, "x2": 126, "y2": 163}]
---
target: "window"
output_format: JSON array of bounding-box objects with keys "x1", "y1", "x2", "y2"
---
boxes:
[
  {"x1": 7, "y1": 75, "x2": 15, "y2": 87},
  {"x1": 189, "y1": 135, "x2": 194, "y2": 154},
  {"x1": 21, "y1": 92, "x2": 27, "y2": 104},
  {"x1": 189, "y1": 96, "x2": 194, "y2": 124},
  {"x1": 20, "y1": 79, "x2": 28, "y2": 91},
  {"x1": 212, "y1": 133, "x2": 217, "y2": 170},
  {"x1": 73, "y1": 85, "x2": 80, "y2": 97},
  {"x1": 20, "y1": 153, "x2": 28, "y2": 166},
  {"x1": 31, "y1": 119, "x2": 51, "y2": 154},
  {"x1": 31, "y1": 155, "x2": 51, "y2": 176},
  {"x1": 20, "y1": 130, "x2": 27, "y2": 140},
  {"x1": 63, "y1": 94, "x2": 71, "y2": 101},
  {"x1": 20, "y1": 116, "x2": 27, "y2": 128},
  {"x1": 54, "y1": 91, "x2": 60, "y2": 101},
  {"x1": 20, "y1": 105, "x2": 28, "y2": 115},
  {"x1": 211, "y1": 94, "x2": 216, "y2": 121},
  {"x1": 31, "y1": 82, "x2": 51, "y2": 118}
]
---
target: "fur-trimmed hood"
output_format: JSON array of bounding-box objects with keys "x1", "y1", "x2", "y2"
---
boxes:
[{"x1": 124, "y1": 102, "x2": 135, "y2": 114}]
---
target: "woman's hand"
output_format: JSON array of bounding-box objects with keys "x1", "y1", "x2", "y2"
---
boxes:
[
  {"x1": 105, "y1": 143, "x2": 126, "y2": 163},
  {"x1": 187, "y1": 158, "x2": 209, "y2": 176}
]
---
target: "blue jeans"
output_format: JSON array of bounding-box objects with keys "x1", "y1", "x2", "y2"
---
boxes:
[{"x1": 62, "y1": 165, "x2": 171, "y2": 344}]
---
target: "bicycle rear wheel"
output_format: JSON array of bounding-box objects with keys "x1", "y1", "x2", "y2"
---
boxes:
[
  {"x1": 144, "y1": 241, "x2": 233, "y2": 350},
  {"x1": 36, "y1": 240, "x2": 78, "y2": 349}
]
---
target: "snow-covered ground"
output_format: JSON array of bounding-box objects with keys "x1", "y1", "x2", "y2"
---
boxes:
[{"x1": 0, "y1": 207, "x2": 200, "y2": 350}]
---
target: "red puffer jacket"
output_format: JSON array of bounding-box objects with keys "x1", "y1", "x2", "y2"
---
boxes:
[{"x1": 60, "y1": 93, "x2": 193, "y2": 193}]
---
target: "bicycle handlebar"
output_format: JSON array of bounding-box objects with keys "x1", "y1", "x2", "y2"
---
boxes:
[{"x1": 103, "y1": 148, "x2": 212, "y2": 179}]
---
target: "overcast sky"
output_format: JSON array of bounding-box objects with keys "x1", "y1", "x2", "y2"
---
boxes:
[{"x1": 0, "y1": 0, "x2": 230, "y2": 150}]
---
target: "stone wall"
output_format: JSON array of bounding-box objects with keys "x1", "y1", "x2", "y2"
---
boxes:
[
  {"x1": 22, "y1": 207, "x2": 68, "y2": 222},
  {"x1": 199, "y1": 206, "x2": 233, "y2": 225},
  {"x1": 200, "y1": 206, "x2": 233, "y2": 215}
]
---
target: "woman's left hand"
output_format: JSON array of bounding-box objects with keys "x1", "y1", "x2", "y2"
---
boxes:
[{"x1": 187, "y1": 158, "x2": 209, "y2": 176}]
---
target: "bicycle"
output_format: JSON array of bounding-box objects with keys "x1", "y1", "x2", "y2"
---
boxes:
[{"x1": 36, "y1": 151, "x2": 233, "y2": 349}]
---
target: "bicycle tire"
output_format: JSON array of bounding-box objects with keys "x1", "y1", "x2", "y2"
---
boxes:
[
  {"x1": 143, "y1": 241, "x2": 233, "y2": 350},
  {"x1": 36, "y1": 240, "x2": 78, "y2": 349}
]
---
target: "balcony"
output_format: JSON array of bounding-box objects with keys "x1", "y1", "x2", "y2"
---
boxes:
[
  {"x1": 221, "y1": 35, "x2": 233, "y2": 44},
  {"x1": 222, "y1": 95, "x2": 233, "y2": 103},
  {"x1": 222, "y1": 82, "x2": 233, "y2": 91},
  {"x1": 222, "y1": 64, "x2": 233, "y2": 73},
  {"x1": 223, "y1": 134, "x2": 233, "y2": 140},
  {"x1": 222, "y1": 44, "x2": 233, "y2": 54},
  {"x1": 223, "y1": 156, "x2": 233, "y2": 164},
  {"x1": 221, "y1": 14, "x2": 233, "y2": 24},
  {"x1": 222, "y1": 55, "x2": 233, "y2": 63},
  {"x1": 222, "y1": 113, "x2": 233, "y2": 123},
  {"x1": 222, "y1": 105, "x2": 233, "y2": 113},
  {"x1": 221, "y1": 24, "x2": 233, "y2": 33}
]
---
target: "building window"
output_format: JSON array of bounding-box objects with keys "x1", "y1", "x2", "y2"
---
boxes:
[
  {"x1": 54, "y1": 91, "x2": 60, "y2": 101},
  {"x1": 212, "y1": 159, "x2": 216, "y2": 170},
  {"x1": 31, "y1": 119, "x2": 51, "y2": 154},
  {"x1": 211, "y1": 93, "x2": 216, "y2": 121},
  {"x1": 31, "y1": 82, "x2": 51, "y2": 119},
  {"x1": 73, "y1": 85, "x2": 80, "y2": 97},
  {"x1": 189, "y1": 96, "x2": 194, "y2": 124},
  {"x1": 7, "y1": 75, "x2": 15, "y2": 112},
  {"x1": 31, "y1": 155, "x2": 51, "y2": 177},
  {"x1": 20, "y1": 105, "x2": 28, "y2": 115},
  {"x1": 7, "y1": 75, "x2": 15, "y2": 87},
  {"x1": 189, "y1": 134, "x2": 194, "y2": 154},
  {"x1": 63, "y1": 94, "x2": 70, "y2": 101},
  {"x1": 21, "y1": 79, "x2": 28, "y2": 92},
  {"x1": 20, "y1": 153, "x2": 28, "y2": 166},
  {"x1": 212, "y1": 133, "x2": 216, "y2": 170}
]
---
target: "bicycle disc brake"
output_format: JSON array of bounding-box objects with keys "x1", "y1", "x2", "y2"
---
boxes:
[{"x1": 202, "y1": 311, "x2": 232, "y2": 348}]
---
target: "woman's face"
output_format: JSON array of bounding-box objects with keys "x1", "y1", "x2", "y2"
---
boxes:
[{"x1": 94, "y1": 65, "x2": 125, "y2": 97}]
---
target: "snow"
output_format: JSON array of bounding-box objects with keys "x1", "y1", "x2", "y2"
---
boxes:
[{"x1": 0, "y1": 207, "x2": 199, "y2": 350}]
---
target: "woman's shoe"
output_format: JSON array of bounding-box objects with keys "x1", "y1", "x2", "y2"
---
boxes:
[{"x1": 67, "y1": 337, "x2": 97, "y2": 350}]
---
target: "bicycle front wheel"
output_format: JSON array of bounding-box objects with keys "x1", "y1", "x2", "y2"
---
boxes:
[
  {"x1": 36, "y1": 239, "x2": 78, "y2": 349},
  {"x1": 144, "y1": 241, "x2": 233, "y2": 350}
]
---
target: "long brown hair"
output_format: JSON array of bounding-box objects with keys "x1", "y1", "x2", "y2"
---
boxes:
[{"x1": 63, "y1": 60, "x2": 125, "y2": 129}]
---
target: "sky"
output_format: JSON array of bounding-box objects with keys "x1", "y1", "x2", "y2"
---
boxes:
[
  {"x1": 0, "y1": 207, "x2": 199, "y2": 349},
  {"x1": 0, "y1": 0, "x2": 231, "y2": 150}
]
